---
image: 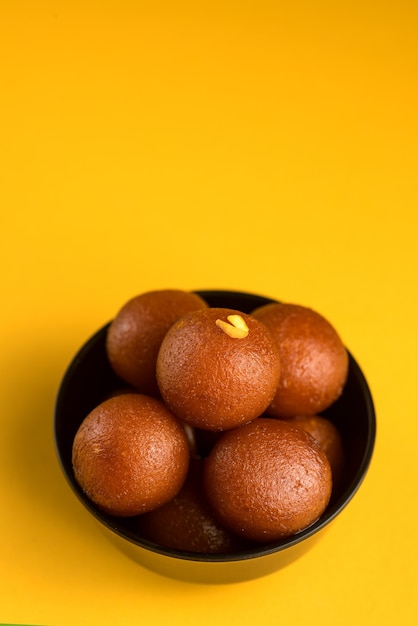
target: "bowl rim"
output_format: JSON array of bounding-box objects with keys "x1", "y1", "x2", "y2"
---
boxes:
[{"x1": 54, "y1": 289, "x2": 376, "y2": 563}]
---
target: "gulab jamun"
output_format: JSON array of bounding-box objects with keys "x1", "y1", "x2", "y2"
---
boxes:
[
  {"x1": 72, "y1": 393, "x2": 190, "y2": 516},
  {"x1": 136, "y1": 459, "x2": 249, "y2": 553},
  {"x1": 203, "y1": 418, "x2": 332, "y2": 542},
  {"x1": 251, "y1": 302, "x2": 348, "y2": 418},
  {"x1": 284, "y1": 414, "x2": 346, "y2": 492},
  {"x1": 106, "y1": 289, "x2": 208, "y2": 396},
  {"x1": 156, "y1": 308, "x2": 281, "y2": 431}
]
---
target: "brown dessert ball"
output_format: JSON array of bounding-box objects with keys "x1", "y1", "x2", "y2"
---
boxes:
[
  {"x1": 156, "y1": 307, "x2": 281, "y2": 431},
  {"x1": 72, "y1": 393, "x2": 189, "y2": 517},
  {"x1": 136, "y1": 460, "x2": 249, "y2": 553},
  {"x1": 106, "y1": 289, "x2": 208, "y2": 396},
  {"x1": 251, "y1": 302, "x2": 348, "y2": 418},
  {"x1": 284, "y1": 415, "x2": 346, "y2": 492},
  {"x1": 204, "y1": 418, "x2": 332, "y2": 542}
]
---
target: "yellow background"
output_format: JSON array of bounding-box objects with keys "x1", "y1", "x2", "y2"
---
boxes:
[{"x1": 1, "y1": 1, "x2": 417, "y2": 624}]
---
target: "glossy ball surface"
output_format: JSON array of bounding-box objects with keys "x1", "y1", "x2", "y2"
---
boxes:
[
  {"x1": 204, "y1": 418, "x2": 332, "y2": 542},
  {"x1": 72, "y1": 394, "x2": 190, "y2": 516},
  {"x1": 252, "y1": 302, "x2": 348, "y2": 418},
  {"x1": 106, "y1": 289, "x2": 208, "y2": 395},
  {"x1": 156, "y1": 307, "x2": 281, "y2": 430}
]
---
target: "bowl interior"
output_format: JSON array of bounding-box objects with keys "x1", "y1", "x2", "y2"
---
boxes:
[{"x1": 54, "y1": 290, "x2": 376, "y2": 563}]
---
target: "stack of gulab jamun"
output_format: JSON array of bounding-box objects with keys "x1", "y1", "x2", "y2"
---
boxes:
[{"x1": 71, "y1": 288, "x2": 348, "y2": 553}]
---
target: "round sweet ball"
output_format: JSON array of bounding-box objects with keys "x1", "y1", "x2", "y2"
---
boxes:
[
  {"x1": 204, "y1": 418, "x2": 332, "y2": 542},
  {"x1": 136, "y1": 459, "x2": 249, "y2": 553},
  {"x1": 284, "y1": 415, "x2": 346, "y2": 492},
  {"x1": 72, "y1": 393, "x2": 190, "y2": 517},
  {"x1": 106, "y1": 289, "x2": 208, "y2": 396},
  {"x1": 156, "y1": 307, "x2": 281, "y2": 431},
  {"x1": 251, "y1": 302, "x2": 348, "y2": 418}
]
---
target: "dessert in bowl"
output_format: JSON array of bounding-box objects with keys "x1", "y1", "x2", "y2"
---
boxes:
[{"x1": 54, "y1": 290, "x2": 375, "y2": 583}]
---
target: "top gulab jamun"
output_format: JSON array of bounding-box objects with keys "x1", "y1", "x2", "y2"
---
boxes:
[{"x1": 156, "y1": 307, "x2": 281, "y2": 431}]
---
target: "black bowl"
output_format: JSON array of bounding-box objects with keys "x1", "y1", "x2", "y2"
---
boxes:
[{"x1": 54, "y1": 290, "x2": 376, "y2": 583}]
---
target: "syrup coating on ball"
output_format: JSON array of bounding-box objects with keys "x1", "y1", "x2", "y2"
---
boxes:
[
  {"x1": 284, "y1": 414, "x2": 346, "y2": 492},
  {"x1": 252, "y1": 302, "x2": 348, "y2": 418},
  {"x1": 204, "y1": 418, "x2": 332, "y2": 542},
  {"x1": 106, "y1": 289, "x2": 208, "y2": 395},
  {"x1": 136, "y1": 459, "x2": 249, "y2": 553},
  {"x1": 156, "y1": 308, "x2": 281, "y2": 431},
  {"x1": 72, "y1": 394, "x2": 189, "y2": 516}
]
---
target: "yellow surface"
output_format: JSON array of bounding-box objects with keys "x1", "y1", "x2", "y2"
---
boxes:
[{"x1": 1, "y1": 0, "x2": 417, "y2": 624}]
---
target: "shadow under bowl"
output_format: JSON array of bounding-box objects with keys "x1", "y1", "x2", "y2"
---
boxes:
[{"x1": 54, "y1": 290, "x2": 376, "y2": 583}]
